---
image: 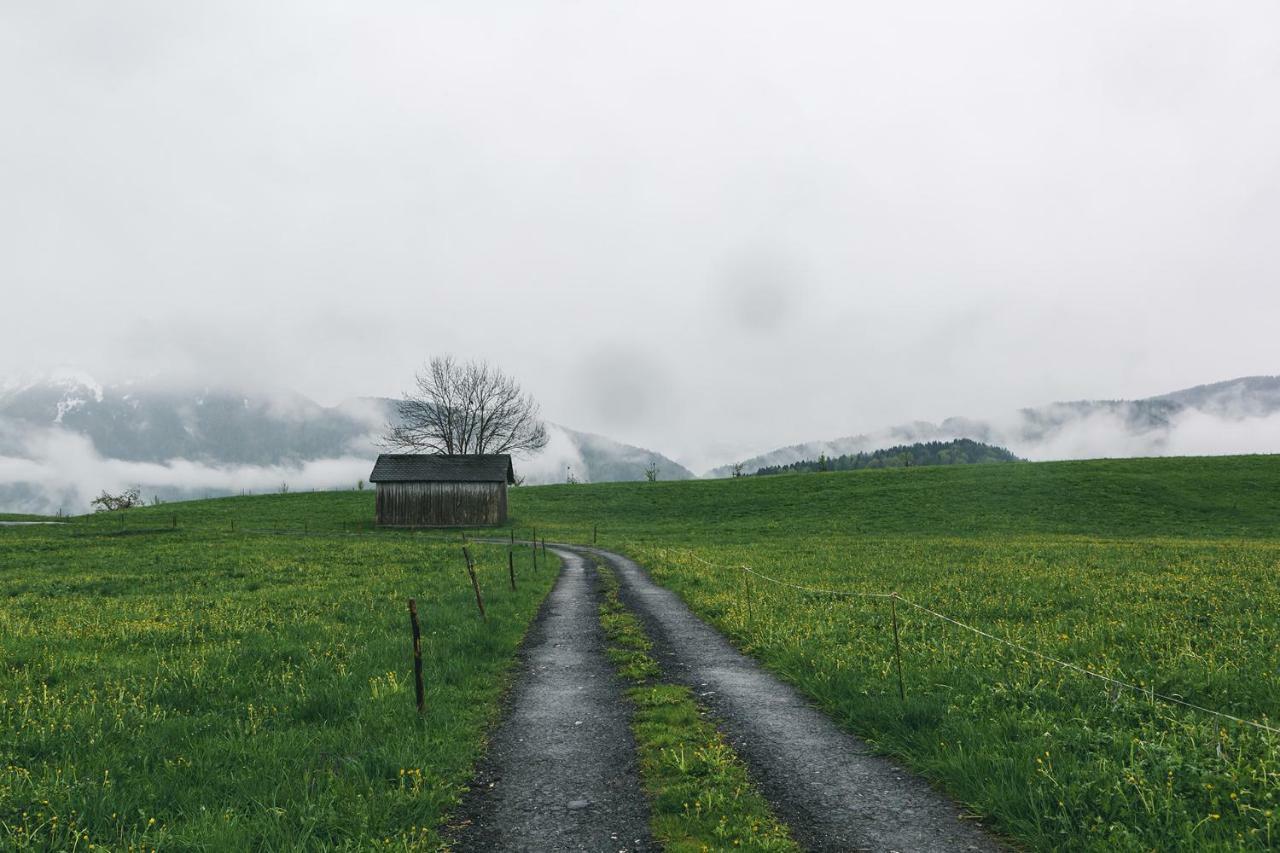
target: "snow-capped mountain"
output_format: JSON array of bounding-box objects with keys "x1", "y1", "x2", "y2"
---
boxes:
[{"x1": 0, "y1": 375, "x2": 693, "y2": 513}]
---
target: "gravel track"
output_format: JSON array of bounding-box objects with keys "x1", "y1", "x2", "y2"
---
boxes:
[
  {"x1": 450, "y1": 548, "x2": 654, "y2": 852},
  {"x1": 582, "y1": 545, "x2": 1007, "y2": 853}
]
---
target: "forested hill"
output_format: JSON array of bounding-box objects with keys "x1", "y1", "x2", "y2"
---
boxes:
[{"x1": 753, "y1": 438, "x2": 1020, "y2": 476}]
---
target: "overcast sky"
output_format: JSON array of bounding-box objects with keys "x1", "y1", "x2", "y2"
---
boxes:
[{"x1": 3, "y1": 1, "x2": 1279, "y2": 470}]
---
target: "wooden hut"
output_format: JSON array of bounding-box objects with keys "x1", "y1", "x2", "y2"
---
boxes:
[{"x1": 369, "y1": 454, "x2": 515, "y2": 527}]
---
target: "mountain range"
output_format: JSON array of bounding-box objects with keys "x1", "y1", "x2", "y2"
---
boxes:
[
  {"x1": 0, "y1": 371, "x2": 692, "y2": 513},
  {"x1": 709, "y1": 376, "x2": 1280, "y2": 476},
  {"x1": 3, "y1": 372, "x2": 1278, "y2": 514}
]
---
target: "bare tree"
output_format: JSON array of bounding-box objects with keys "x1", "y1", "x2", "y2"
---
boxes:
[
  {"x1": 90, "y1": 487, "x2": 142, "y2": 512},
  {"x1": 383, "y1": 356, "x2": 549, "y2": 456}
]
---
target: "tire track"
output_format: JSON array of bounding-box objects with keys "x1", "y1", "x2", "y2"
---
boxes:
[
  {"x1": 582, "y1": 545, "x2": 1006, "y2": 853},
  {"x1": 451, "y1": 548, "x2": 654, "y2": 852}
]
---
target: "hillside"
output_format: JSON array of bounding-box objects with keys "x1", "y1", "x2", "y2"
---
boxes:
[
  {"x1": 0, "y1": 373, "x2": 692, "y2": 513},
  {"x1": 29, "y1": 453, "x2": 1280, "y2": 850},
  {"x1": 505, "y1": 454, "x2": 1280, "y2": 851},
  {"x1": 68, "y1": 453, "x2": 1280, "y2": 544},
  {"x1": 752, "y1": 438, "x2": 1020, "y2": 476},
  {"x1": 710, "y1": 375, "x2": 1280, "y2": 476},
  {"x1": 510, "y1": 454, "x2": 1280, "y2": 541}
]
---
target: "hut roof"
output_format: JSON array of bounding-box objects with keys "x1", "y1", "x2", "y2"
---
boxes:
[{"x1": 369, "y1": 454, "x2": 515, "y2": 484}]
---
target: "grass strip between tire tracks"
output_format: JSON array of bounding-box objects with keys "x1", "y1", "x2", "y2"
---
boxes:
[{"x1": 596, "y1": 562, "x2": 799, "y2": 852}]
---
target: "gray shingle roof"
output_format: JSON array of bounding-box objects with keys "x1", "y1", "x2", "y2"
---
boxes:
[{"x1": 369, "y1": 454, "x2": 515, "y2": 484}]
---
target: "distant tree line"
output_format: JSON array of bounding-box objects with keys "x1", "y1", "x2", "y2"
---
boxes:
[{"x1": 752, "y1": 439, "x2": 1022, "y2": 477}]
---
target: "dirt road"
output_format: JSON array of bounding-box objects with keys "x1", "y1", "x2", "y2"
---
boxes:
[
  {"x1": 451, "y1": 548, "x2": 654, "y2": 852},
  {"x1": 586, "y1": 545, "x2": 1004, "y2": 853}
]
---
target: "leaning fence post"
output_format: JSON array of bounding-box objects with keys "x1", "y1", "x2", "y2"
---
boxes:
[
  {"x1": 462, "y1": 547, "x2": 486, "y2": 620},
  {"x1": 508, "y1": 549, "x2": 516, "y2": 591},
  {"x1": 593, "y1": 524, "x2": 597, "y2": 544},
  {"x1": 532, "y1": 538, "x2": 538, "y2": 572},
  {"x1": 408, "y1": 598, "x2": 425, "y2": 714},
  {"x1": 890, "y1": 593, "x2": 905, "y2": 701}
]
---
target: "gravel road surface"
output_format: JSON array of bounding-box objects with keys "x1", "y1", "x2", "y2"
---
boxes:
[
  {"x1": 585, "y1": 545, "x2": 1006, "y2": 853},
  {"x1": 451, "y1": 548, "x2": 654, "y2": 852}
]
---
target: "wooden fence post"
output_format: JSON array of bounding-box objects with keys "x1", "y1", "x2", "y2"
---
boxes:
[
  {"x1": 408, "y1": 598, "x2": 425, "y2": 714},
  {"x1": 742, "y1": 567, "x2": 754, "y2": 628},
  {"x1": 593, "y1": 525, "x2": 597, "y2": 544},
  {"x1": 532, "y1": 539, "x2": 537, "y2": 572},
  {"x1": 462, "y1": 547, "x2": 486, "y2": 620},
  {"x1": 508, "y1": 549, "x2": 516, "y2": 591},
  {"x1": 890, "y1": 593, "x2": 905, "y2": 701}
]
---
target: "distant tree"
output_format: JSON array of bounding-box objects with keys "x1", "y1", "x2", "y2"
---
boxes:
[
  {"x1": 279, "y1": 482, "x2": 290, "y2": 494},
  {"x1": 731, "y1": 462, "x2": 745, "y2": 478},
  {"x1": 566, "y1": 465, "x2": 579, "y2": 485},
  {"x1": 90, "y1": 487, "x2": 141, "y2": 512},
  {"x1": 357, "y1": 479, "x2": 365, "y2": 491},
  {"x1": 753, "y1": 439, "x2": 1021, "y2": 476},
  {"x1": 644, "y1": 461, "x2": 658, "y2": 483},
  {"x1": 383, "y1": 356, "x2": 549, "y2": 456}
]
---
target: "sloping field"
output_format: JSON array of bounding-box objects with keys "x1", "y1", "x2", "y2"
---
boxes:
[
  {"x1": 0, "y1": 516, "x2": 556, "y2": 849},
  {"x1": 4, "y1": 456, "x2": 1279, "y2": 850},
  {"x1": 510, "y1": 457, "x2": 1280, "y2": 851}
]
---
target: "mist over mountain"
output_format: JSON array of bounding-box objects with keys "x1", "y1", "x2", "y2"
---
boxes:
[
  {"x1": 0, "y1": 373, "x2": 691, "y2": 514},
  {"x1": 4, "y1": 372, "x2": 1277, "y2": 513},
  {"x1": 709, "y1": 377, "x2": 1280, "y2": 477}
]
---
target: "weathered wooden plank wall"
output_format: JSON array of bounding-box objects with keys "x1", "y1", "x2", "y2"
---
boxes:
[{"x1": 375, "y1": 481, "x2": 508, "y2": 526}]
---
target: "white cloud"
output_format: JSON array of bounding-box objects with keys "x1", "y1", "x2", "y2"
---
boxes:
[
  {"x1": 994, "y1": 409, "x2": 1280, "y2": 463},
  {"x1": 0, "y1": 427, "x2": 371, "y2": 513},
  {"x1": 2, "y1": 2, "x2": 1278, "y2": 470},
  {"x1": 512, "y1": 424, "x2": 586, "y2": 485}
]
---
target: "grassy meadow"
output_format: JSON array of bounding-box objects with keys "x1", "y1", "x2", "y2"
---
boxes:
[
  {"x1": 3, "y1": 454, "x2": 1279, "y2": 850},
  {"x1": 512, "y1": 456, "x2": 1280, "y2": 851},
  {"x1": 0, "y1": 514, "x2": 556, "y2": 850}
]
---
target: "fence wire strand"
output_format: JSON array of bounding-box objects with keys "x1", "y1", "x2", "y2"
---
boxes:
[{"x1": 663, "y1": 547, "x2": 1280, "y2": 737}]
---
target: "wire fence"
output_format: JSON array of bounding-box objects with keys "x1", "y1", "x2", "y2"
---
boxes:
[
  {"x1": 48, "y1": 516, "x2": 1280, "y2": 736},
  {"x1": 666, "y1": 546, "x2": 1280, "y2": 738}
]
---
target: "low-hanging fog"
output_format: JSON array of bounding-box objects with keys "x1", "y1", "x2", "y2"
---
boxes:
[
  {"x1": 2, "y1": 2, "x2": 1279, "y2": 510},
  {"x1": 4, "y1": 374, "x2": 1280, "y2": 514}
]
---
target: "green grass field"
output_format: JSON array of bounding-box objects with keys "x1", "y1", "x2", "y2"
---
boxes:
[
  {"x1": 510, "y1": 456, "x2": 1280, "y2": 851},
  {"x1": 4, "y1": 455, "x2": 1279, "y2": 850},
  {"x1": 0, "y1": 517, "x2": 557, "y2": 849}
]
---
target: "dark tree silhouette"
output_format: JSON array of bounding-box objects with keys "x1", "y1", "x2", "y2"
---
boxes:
[{"x1": 382, "y1": 356, "x2": 548, "y2": 456}]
